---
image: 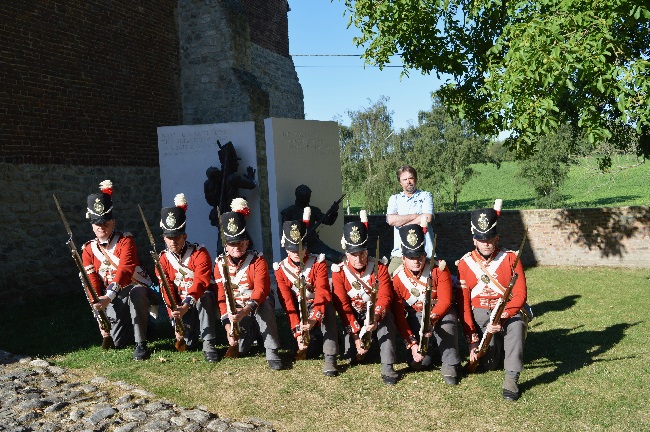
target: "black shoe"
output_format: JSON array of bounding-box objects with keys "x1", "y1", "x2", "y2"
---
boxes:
[
  {"x1": 268, "y1": 360, "x2": 284, "y2": 371},
  {"x1": 442, "y1": 375, "x2": 459, "y2": 385},
  {"x1": 133, "y1": 342, "x2": 150, "y2": 361},
  {"x1": 322, "y1": 359, "x2": 339, "y2": 377},
  {"x1": 382, "y1": 374, "x2": 398, "y2": 385},
  {"x1": 203, "y1": 340, "x2": 219, "y2": 363},
  {"x1": 502, "y1": 388, "x2": 520, "y2": 401}
]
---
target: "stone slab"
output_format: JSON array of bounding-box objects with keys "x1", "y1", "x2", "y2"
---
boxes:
[
  {"x1": 264, "y1": 118, "x2": 343, "y2": 262},
  {"x1": 157, "y1": 123, "x2": 261, "y2": 256}
]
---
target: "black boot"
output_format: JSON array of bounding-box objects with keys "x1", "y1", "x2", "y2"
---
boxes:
[
  {"x1": 133, "y1": 342, "x2": 150, "y2": 361},
  {"x1": 203, "y1": 340, "x2": 220, "y2": 363},
  {"x1": 322, "y1": 355, "x2": 339, "y2": 377},
  {"x1": 502, "y1": 371, "x2": 520, "y2": 401}
]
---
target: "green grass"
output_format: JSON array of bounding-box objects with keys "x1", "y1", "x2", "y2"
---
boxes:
[
  {"x1": 349, "y1": 156, "x2": 648, "y2": 213},
  {"x1": 2, "y1": 267, "x2": 649, "y2": 431},
  {"x1": 455, "y1": 155, "x2": 649, "y2": 211}
]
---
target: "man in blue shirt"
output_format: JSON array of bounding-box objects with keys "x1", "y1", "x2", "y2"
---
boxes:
[{"x1": 386, "y1": 165, "x2": 434, "y2": 275}]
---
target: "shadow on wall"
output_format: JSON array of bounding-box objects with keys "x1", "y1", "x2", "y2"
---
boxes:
[{"x1": 554, "y1": 207, "x2": 650, "y2": 258}]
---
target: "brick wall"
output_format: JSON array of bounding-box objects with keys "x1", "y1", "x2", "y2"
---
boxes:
[
  {"x1": 353, "y1": 206, "x2": 650, "y2": 268},
  {"x1": 0, "y1": 1, "x2": 182, "y2": 166},
  {"x1": 242, "y1": 0, "x2": 290, "y2": 57}
]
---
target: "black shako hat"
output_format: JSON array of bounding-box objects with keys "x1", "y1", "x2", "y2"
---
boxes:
[
  {"x1": 86, "y1": 180, "x2": 114, "y2": 224},
  {"x1": 471, "y1": 208, "x2": 498, "y2": 240},
  {"x1": 220, "y1": 211, "x2": 248, "y2": 243},
  {"x1": 399, "y1": 224, "x2": 426, "y2": 257},
  {"x1": 281, "y1": 220, "x2": 307, "y2": 252},
  {"x1": 160, "y1": 193, "x2": 188, "y2": 237},
  {"x1": 217, "y1": 140, "x2": 240, "y2": 165},
  {"x1": 341, "y1": 221, "x2": 368, "y2": 254}
]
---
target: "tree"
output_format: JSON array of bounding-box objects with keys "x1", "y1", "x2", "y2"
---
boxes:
[
  {"x1": 406, "y1": 93, "x2": 489, "y2": 211},
  {"x1": 339, "y1": 96, "x2": 402, "y2": 213},
  {"x1": 341, "y1": 0, "x2": 650, "y2": 162},
  {"x1": 517, "y1": 124, "x2": 580, "y2": 208}
]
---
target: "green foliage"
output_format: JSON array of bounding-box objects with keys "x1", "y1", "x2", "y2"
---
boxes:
[
  {"x1": 342, "y1": 0, "x2": 650, "y2": 159},
  {"x1": 405, "y1": 93, "x2": 490, "y2": 211},
  {"x1": 517, "y1": 124, "x2": 581, "y2": 208},
  {"x1": 339, "y1": 96, "x2": 403, "y2": 213}
]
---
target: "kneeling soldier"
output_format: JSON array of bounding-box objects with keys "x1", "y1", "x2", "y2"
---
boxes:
[
  {"x1": 156, "y1": 194, "x2": 219, "y2": 362},
  {"x1": 458, "y1": 200, "x2": 529, "y2": 401},
  {"x1": 214, "y1": 199, "x2": 284, "y2": 370},
  {"x1": 82, "y1": 180, "x2": 153, "y2": 360},
  {"x1": 331, "y1": 212, "x2": 399, "y2": 385},
  {"x1": 274, "y1": 213, "x2": 339, "y2": 376},
  {"x1": 391, "y1": 223, "x2": 461, "y2": 384}
]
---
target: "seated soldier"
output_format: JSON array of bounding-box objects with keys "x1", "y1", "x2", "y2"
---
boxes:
[
  {"x1": 156, "y1": 193, "x2": 219, "y2": 362},
  {"x1": 391, "y1": 221, "x2": 461, "y2": 385},
  {"x1": 213, "y1": 199, "x2": 285, "y2": 370},
  {"x1": 274, "y1": 209, "x2": 339, "y2": 377},
  {"x1": 331, "y1": 211, "x2": 400, "y2": 385}
]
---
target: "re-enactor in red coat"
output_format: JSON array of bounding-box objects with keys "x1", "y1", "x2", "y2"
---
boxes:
[
  {"x1": 331, "y1": 213, "x2": 400, "y2": 385},
  {"x1": 156, "y1": 194, "x2": 219, "y2": 362},
  {"x1": 81, "y1": 180, "x2": 152, "y2": 361},
  {"x1": 274, "y1": 216, "x2": 339, "y2": 376},
  {"x1": 390, "y1": 223, "x2": 461, "y2": 385},
  {"x1": 458, "y1": 200, "x2": 529, "y2": 401},
  {"x1": 213, "y1": 201, "x2": 284, "y2": 370}
]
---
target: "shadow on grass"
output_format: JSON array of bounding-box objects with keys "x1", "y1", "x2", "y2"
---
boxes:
[
  {"x1": 456, "y1": 197, "x2": 537, "y2": 212},
  {"x1": 570, "y1": 195, "x2": 643, "y2": 208},
  {"x1": 532, "y1": 295, "x2": 581, "y2": 319},
  {"x1": 522, "y1": 322, "x2": 640, "y2": 393}
]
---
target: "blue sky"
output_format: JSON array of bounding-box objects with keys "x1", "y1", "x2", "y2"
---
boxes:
[{"x1": 287, "y1": 1, "x2": 445, "y2": 131}]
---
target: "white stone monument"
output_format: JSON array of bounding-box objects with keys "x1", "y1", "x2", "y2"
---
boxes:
[
  {"x1": 265, "y1": 118, "x2": 343, "y2": 263},
  {"x1": 157, "y1": 122, "x2": 262, "y2": 256}
]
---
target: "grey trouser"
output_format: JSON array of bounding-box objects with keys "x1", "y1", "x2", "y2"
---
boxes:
[
  {"x1": 180, "y1": 290, "x2": 217, "y2": 348},
  {"x1": 405, "y1": 306, "x2": 461, "y2": 367},
  {"x1": 303, "y1": 303, "x2": 339, "y2": 358},
  {"x1": 238, "y1": 296, "x2": 281, "y2": 359},
  {"x1": 388, "y1": 256, "x2": 403, "y2": 276},
  {"x1": 343, "y1": 310, "x2": 397, "y2": 365},
  {"x1": 473, "y1": 308, "x2": 526, "y2": 372},
  {"x1": 106, "y1": 284, "x2": 150, "y2": 347}
]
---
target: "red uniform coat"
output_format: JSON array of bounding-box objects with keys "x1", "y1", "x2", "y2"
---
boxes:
[
  {"x1": 82, "y1": 232, "x2": 140, "y2": 297},
  {"x1": 457, "y1": 247, "x2": 527, "y2": 342},
  {"x1": 391, "y1": 260, "x2": 453, "y2": 346},
  {"x1": 213, "y1": 251, "x2": 270, "y2": 317},
  {"x1": 156, "y1": 243, "x2": 212, "y2": 315},
  {"x1": 275, "y1": 254, "x2": 330, "y2": 337},
  {"x1": 331, "y1": 258, "x2": 392, "y2": 334}
]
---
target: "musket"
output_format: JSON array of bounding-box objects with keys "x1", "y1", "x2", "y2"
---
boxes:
[
  {"x1": 137, "y1": 204, "x2": 186, "y2": 352},
  {"x1": 53, "y1": 194, "x2": 114, "y2": 349},
  {"x1": 295, "y1": 238, "x2": 310, "y2": 360},
  {"x1": 418, "y1": 234, "x2": 437, "y2": 355},
  {"x1": 464, "y1": 231, "x2": 528, "y2": 373},
  {"x1": 304, "y1": 193, "x2": 345, "y2": 240},
  {"x1": 359, "y1": 237, "x2": 380, "y2": 352},
  {"x1": 216, "y1": 206, "x2": 241, "y2": 358}
]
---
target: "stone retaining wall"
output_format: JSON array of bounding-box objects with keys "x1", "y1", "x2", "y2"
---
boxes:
[
  {"x1": 0, "y1": 163, "x2": 162, "y2": 304},
  {"x1": 356, "y1": 206, "x2": 650, "y2": 268}
]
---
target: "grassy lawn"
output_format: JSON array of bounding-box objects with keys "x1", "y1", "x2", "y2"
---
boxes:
[
  {"x1": 1, "y1": 267, "x2": 648, "y2": 431},
  {"x1": 456, "y1": 155, "x2": 649, "y2": 211}
]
